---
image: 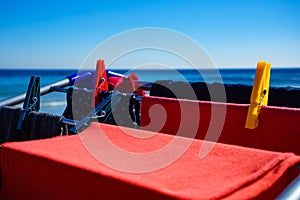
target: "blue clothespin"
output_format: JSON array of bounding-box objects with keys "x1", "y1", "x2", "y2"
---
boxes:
[{"x1": 17, "y1": 76, "x2": 40, "y2": 130}]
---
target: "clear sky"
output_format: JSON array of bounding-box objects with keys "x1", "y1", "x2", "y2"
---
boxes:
[{"x1": 0, "y1": 0, "x2": 299, "y2": 69}]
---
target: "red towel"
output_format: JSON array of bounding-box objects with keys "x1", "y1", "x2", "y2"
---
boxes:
[
  {"x1": 108, "y1": 73, "x2": 145, "y2": 96},
  {"x1": 1, "y1": 123, "x2": 299, "y2": 199},
  {"x1": 141, "y1": 96, "x2": 300, "y2": 155}
]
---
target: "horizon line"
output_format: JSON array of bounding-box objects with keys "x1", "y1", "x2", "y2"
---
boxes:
[{"x1": 1, "y1": 65, "x2": 300, "y2": 70}]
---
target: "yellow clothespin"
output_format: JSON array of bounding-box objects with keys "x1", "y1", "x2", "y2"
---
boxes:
[{"x1": 245, "y1": 61, "x2": 271, "y2": 129}]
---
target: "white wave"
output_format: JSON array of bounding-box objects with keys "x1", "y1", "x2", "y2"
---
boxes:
[
  {"x1": 289, "y1": 85, "x2": 300, "y2": 88},
  {"x1": 41, "y1": 101, "x2": 66, "y2": 107}
]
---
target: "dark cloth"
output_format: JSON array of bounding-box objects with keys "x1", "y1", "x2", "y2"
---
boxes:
[
  {"x1": 27, "y1": 111, "x2": 66, "y2": 140},
  {"x1": 150, "y1": 81, "x2": 300, "y2": 108},
  {"x1": 62, "y1": 87, "x2": 93, "y2": 120},
  {"x1": 0, "y1": 106, "x2": 68, "y2": 144},
  {"x1": 96, "y1": 91, "x2": 141, "y2": 128},
  {"x1": 0, "y1": 106, "x2": 25, "y2": 144}
]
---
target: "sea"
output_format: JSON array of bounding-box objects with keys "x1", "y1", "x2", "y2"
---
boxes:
[{"x1": 0, "y1": 68, "x2": 300, "y2": 115}]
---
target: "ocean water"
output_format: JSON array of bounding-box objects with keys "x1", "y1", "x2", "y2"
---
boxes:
[
  {"x1": 0, "y1": 69, "x2": 77, "y2": 115},
  {"x1": 0, "y1": 68, "x2": 299, "y2": 115}
]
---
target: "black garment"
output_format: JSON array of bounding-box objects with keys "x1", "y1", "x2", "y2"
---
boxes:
[
  {"x1": 62, "y1": 87, "x2": 93, "y2": 121},
  {"x1": 0, "y1": 106, "x2": 68, "y2": 144},
  {"x1": 27, "y1": 111, "x2": 66, "y2": 140},
  {"x1": 0, "y1": 106, "x2": 25, "y2": 144},
  {"x1": 97, "y1": 91, "x2": 141, "y2": 128},
  {"x1": 150, "y1": 81, "x2": 300, "y2": 108}
]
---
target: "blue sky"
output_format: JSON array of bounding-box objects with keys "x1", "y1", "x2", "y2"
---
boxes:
[{"x1": 0, "y1": 0, "x2": 299, "y2": 69}]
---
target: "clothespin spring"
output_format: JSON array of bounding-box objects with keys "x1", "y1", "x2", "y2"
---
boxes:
[
  {"x1": 250, "y1": 89, "x2": 267, "y2": 107},
  {"x1": 25, "y1": 97, "x2": 38, "y2": 111}
]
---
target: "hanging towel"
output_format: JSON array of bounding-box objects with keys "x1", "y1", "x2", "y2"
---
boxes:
[
  {"x1": 27, "y1": 111, "x2": 66, "y2": 140},
  {"x1": 141, "y1": 96, "x2": 300, "y2": 155},
  {"x1": 150, "y1": 80, "x2": 300, "y2": 108},
  {"x1": 0, "y1": 106, "x2": 25, "y2": 144},
  {"x1": 109, "y1": 73, "x2": 145, "y2": 96}
]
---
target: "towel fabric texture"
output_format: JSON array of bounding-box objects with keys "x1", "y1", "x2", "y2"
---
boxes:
[{"x1": 0, "y1": 123, "x2": 299, "y2": 200}]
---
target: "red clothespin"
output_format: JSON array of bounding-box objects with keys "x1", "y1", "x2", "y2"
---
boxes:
[{"x1": 93, "y1": 60, "x2": 108, "y2": 107}]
